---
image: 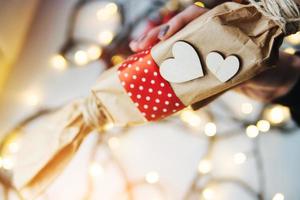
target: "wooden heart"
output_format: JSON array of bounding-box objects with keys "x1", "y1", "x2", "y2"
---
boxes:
[
  {"x1": 206, "y1": 52, "x2": 240, "y2": 83},
  {"x1": 159, "y1": 41, "x2": 204, "y2": 83}
]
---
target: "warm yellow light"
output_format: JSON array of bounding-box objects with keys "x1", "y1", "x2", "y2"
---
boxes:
[
  {"x1": 233, "y1": 152, "x2": 247, "y2": 165},
  {"x1": 241, "y1": 103, "x2": 253, "y2": 114},
  {"x1": 74, "y1": 50, "x2": 89, "y2": 66},
  {"x1": 198, "y1": 159, "x2": 212, "y2": 174},
  {"x1": 97, "y1": 3, "x2": 118, "y2": 20},
  {"x1": 50, "y1": 54, "x2": 67, "y2": 70},
  {"x1": 24, "y1": 91, "x2": 41, "y2": 107},
  {"x1": 103, "y1": 122, "x2": 114, "y2": 131},
  {"x1": 89, "y1": 162, "x2": 104, "y2": 177},
  {"x1": 108, "y1": 137, "x2": 120, "y2": 149},
  {"x1": 8, "y1": 141, "x2": 20, "y2": 154},
  {"x1": 111, "y1": 54, "x2": 125, "y2": 65},
  {"x1": 202, "y1": 188, "x2": 215, "y2": 199},
  {"x1": 204, "y1": 122, "x2": 217, "y2": 137},
  {"x1": 273, "y1": 193, "x2": 285, "y2": 200},
  {"x1": 98, "y1": 31, "x2": 114, "y2": 46},
  {"x1": 286, "y1": 31, "x2": 300, "y2": 45},
  {"x1": 265, "y1": 105, "x2": 291, "y2": 125},
  {"x1": 87, "y1": 45, "x2": 102, "y2": 60},
  {"x1": 1, "y1": 157, "x2": 14, "y2": 170},
  {"x1": 145, "y1": 171, "x2": 159, "y2": 184},
  {"x1": 256, "y1": 120, "x2": 271, "y2": 132},
  {"x1": 180, "y1": 110, "x2": 202, "y2": 128},
  {"x1": 283, "y1": 47, "x2": 296, "y2": 55},
  {"x1": 246, "y1": 125, "x2": 259, "y2": 138}
]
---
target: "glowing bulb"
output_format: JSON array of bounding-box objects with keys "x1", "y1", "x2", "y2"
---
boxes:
[
  {"x1": 89, "y1": 162, "x2": 104, "y2": 177},
  {"x1": 286, "y1": 31, "x2": 300, "y2": 44},
  {"x1": 24, "y1": 91, "x2": 41, "y2": 106},
  {"x1": 180, "y1": 110, "x2": 202, "y2": 128},
  {"x1": 111, "y1": 54, "x2": 125, "y2": 65},
  {"x1": 246, "y1": 125, "x2": 259, "y2": 138},
  {"x1": 98, "y1": 31, "x2": 114, "y2": 45},
  {"x1": 265, "y1": 105, "x2": 291, "y2": 125},
  {"x1": 283, "y1": 47, "x2": 296, "y2": 55},
  {"x1": 202, "y1": 188, "x2": 214, "y2": 199},
  {"x1": 8, "y1": 141, "x2": 20, "y2": 154},
  {"x1": 97, "y1": 3, "x2": 118, "y2": 20},
  {"x1": 87, "y1": 45, "x2": 102, "y2": 60},
  {"x1": 50, "y1": 54, "x2": 67, "y2": 70},
  {"x1": 74, "y1": 50, "x2": 89, "y2": 66},
  {"x1": 241, "y1": 103, "x2": 253, "y2": 114},
  {"x1": 1, "y1": 157, "x2": 14, "y2": 170},
  {"x1": 234, "y1": 153, "x2": 247, "y2": 165},
  {"x1": 198, "y1": 159, "x2": 212, "y2": 174},
  {"x1": 256, "y1": 120, "x2": 271, "y2": 132},
  {"x1": 273, "y1": 193, "x2": 285, "y2": 200},
  {"x1": 145, "y1": 171, "x2": 159, "y2": 184},
  {"x1": 108, "y1": 137, "x2": 120, "y2": 149},
  {"x1": 103, "y1": 122, "x2": 114, "y2": 131},
  {"x1": 204, "y1": 122, "x2": 217, "y2": 137}
]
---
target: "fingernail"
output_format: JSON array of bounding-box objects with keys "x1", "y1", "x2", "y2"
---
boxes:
[
  {"x1": 129, "y1": 42, "x2": 138, "y2": 51},
  {"x1": 158, "y1": 25, "x2": 170, "y2": 40},
  {"x1": 138, "y1": 34, "x2": 146, "y2": 42}
]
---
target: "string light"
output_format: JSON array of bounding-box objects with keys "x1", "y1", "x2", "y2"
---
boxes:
[
  {"x1": 74, "y1": 50, "x2": 89, "y2": 66},
  {"x1": 264, "y1": 105, "x2": 291, "y2": 125},
  {"x1": 198, "y1": 159, "x2": 212, "y2": 174},
  {"x1": 98, "y1": 30, "x2": 114, "y2": 46},
  {"x1": 286, "y1": 31, "x2": 300, "y2": 44},
  {"x1": 97, "y1": 2, "x2": 118, "y2": 21},
  {"x1": 256, "y1": 120, "x2": 271, "y2": 132},
  {"x1": 111, "y1": 54, "x2": 125, "y2": 65},
  {"x1": 204, "y1": 122, "x2": 217, "y2": 137},
  {"x1": 283, "y1": 47, "x2": 296, "y2": 55},
  {"x1": 246, "y1": 125, "x2": 259, "y2": 138},
  {"x1": 272, "y1": 193, "x2": 285, "y2": 200},
  {"x1": 241, "y1": 103, "x2": 253, "y2": 114},
  {"x1": 202, "y1": 188, "x2": 215, "y2": 200},
  {"x1": 180, "y1": 109, "x2": 202, "y2": 128},
  {"x1": 89, "y1": 162, "x2": 104, "y2": 177},
  {"x1": 145, "y1": 171, "x2": 160, "y2": 184},
  {"x1": 50, "y1": 54, "x2": 67, "y2": 70},
  {"x1": 233, "y1": 153, "x2": 247, "y2": 165},
  {"x1": 87, "y1": 45, "x2": 102, "y2": 60}
]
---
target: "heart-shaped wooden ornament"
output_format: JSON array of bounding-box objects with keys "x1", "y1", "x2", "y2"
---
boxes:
[
  {"x1": 159, "y1": 41, "x2": 204, "y2": 83},
  {"x1": 206, "y1": 52, "x2": 240, "y2": 83}
]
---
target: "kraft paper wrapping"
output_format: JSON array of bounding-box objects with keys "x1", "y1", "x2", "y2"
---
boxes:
[{"x1": 12, "y1": 2, "x2": 284, "y2": 199}]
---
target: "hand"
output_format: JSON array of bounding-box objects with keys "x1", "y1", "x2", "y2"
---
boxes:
[{"x1": 129, "y1": 4, "x2": 300, "y2": 105}]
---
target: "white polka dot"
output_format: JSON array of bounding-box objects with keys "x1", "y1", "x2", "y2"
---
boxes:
[
  {"x1": 135, "y1": 66, "x2": 140, "y2": 71},
  {"x1": 122, "y1": 82, "x2": 126, "y2": 86},
  {"x1": 151, "y1": 114, "x2": 156, "y2": 118},
  {"x1": 155, "y1": 99, "x2": 160, "y2": 103},
  {"x1": 167, "y1": 93, "x2": 172, "y2": 97},
  {"x1": 165, "y1": 101, "x2": 169, "y2": 105},
  {"x1": 135, "y1": 102, "x2": 139, "y2": 107},
  {"x1": 153, "y1": 72, "x2": 158, "y2": 76},
  {"x1": 142, "y1": 77, "x2": 146, "y2": 82},
  {"x1": 144, "y1": 105, "x2": 149, "y2": 109},
  {"x1": 132, "y1": 75, "x2": 137, "y2": 79},
  {"x1": 146, "y1": 96, "x2": 151, "y2": 101},
  {"x1": 137, "y1": 94, "x2": 141, "y2": 99},
  {"x1": 172, "y1": 109, "x2": 177, "y2": 113},
  {"x1": 145, "y1": 50, "x2": 150, "y2": 54},
  {"x1": 160, "y1": 83, "x2": 165, "y2": 87},
  {"x1": 175, "y1": 103, "x2": 180, "y2": 107},
  {"x1": 147, "y1": 60, "x2": 152, "y2": 65},
  {"x1": 128, "y1": 64, "x2": 132, "y2": 68},
  {"x1": 153, "y1": 106, "x2": 158, "y2": 111},
  {"x1": 139, "y1": 58, "x2": 143, "y2": 62},
  {"x1": 128, "y1": 92, "x2": 132, "y2": 97},
  {"x1": 124, "y1": 73, "x2": 129, "y2": 77},
  {"x1": 163, "y1": 108, "x2": 167, "y2": 113},
  {"x1": 139, "y1": 86, "x2": 144, "y2": 90},
  {"x1": 151, "y1": 80, "x2": 155, "y2": 84},
  {"x1": 134, "y1": 57, "x2": 138, "y2": 60},
  {"x1": 122, "y1": 63, "x2": 127, "y2": 67},
  {"x1": 118, "y1": 70, "x2": 121, "y2": 74},
  {"x1": 144, "y1": 69, "x2": 149, "y2": 73},
  {"x1": 158, "y1": 90, "x2": 162, "y2": 95},
  {"x1": 148, "y1": 88, "x2": 153, "y2": 93},
  {"x1": 142, "y1": 112, "x2": 146, "y2": 116},
  {"x1": 130, "y1": 84, "x2": 134, "y2": 88}
]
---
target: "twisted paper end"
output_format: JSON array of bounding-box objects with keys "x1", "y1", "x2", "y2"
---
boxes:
[{"x1": 249, "y1": 0, "x2": 300, "y2": 35}]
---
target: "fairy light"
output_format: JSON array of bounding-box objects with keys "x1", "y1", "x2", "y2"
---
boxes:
[
  {"x1": 180, "y1": 109, "x2": 202, "y2": 128},
  {"x1": 97, "y1": 2, "x2": 118, "y2": 21},
  {"x1": 89, "y1": 162, "x2": 104, "y2": 177},
  {"x1": 74, "y1": 50, "x2": 89, "y2": 66},
  {"x1": 198, "y1": 159, "x2": 212, "y2": 174},
  {"x1": 111, "y1": 54, "x2": 125, "y2": 65},
  {"x1": 98, "y1": 30, "x2": 114, "y2": 46},
  {"x1": 283, "y1": 47, "x2": 296, "y2": 55},
  {"x1": 272, "y1": 193, "x2": 285, "y2": 200},
  {"x1": 103, "y1": 122, "x2": 114, "y2": 131},
  {"x1": 7, "y1": 141, "x2": 20, "y2": 154},
  {"x1": 202, "y1": 188, "x2": 215, "y2": 200},
  {"x1": 87, "y1": 45, "x2": 102, "y2": 60},
  {"x1": 256, "y1": 120, "x2": 271, "y2": 132},
  {"x1": 50, "y1": 54, "x2": 67, "y2": 70},
  {"x1": 1, "y1": 156, "x2": 14, "y2": 170},
  {"x1": 286, "y1": 31, "x2": 300, "y2": 44},
  {"x1": 241, "y1": 103, "x2": 253, "y2": 114},
  {"x1": 23, "y1": 90, "x2": 41, "y2": 107},
  {"x1": 108, "y1": 137, "x2": 120, "y2": 149},
  {"x1": 265, "y1": 105, "x2": 291, "y2": 125},
  {"x1": 233, "y1": 152, "x2": 247, "y2": 165},
  {"x1": 145, "y1": 171, "x2": 160, "y2": 184},
  {"x1": 246, "y1": 125, "x2": 259, "y2": 138},
  {"x1": 204, "y1": 122, "x2": 217, "y2": 137}
]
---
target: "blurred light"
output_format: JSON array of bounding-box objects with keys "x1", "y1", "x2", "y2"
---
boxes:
[
  {"x1": 50, "y1": 54, "x2": 67, "y2": 70},
  {"x1": 246, "y1": 125, "x2": 259, "y2": 138},
  {"x1": 204, "y1": 122, "x2": 217, "y2": 137},
  {"x1": 265, "y1": 105, "x2": 291, "y2": 125},
  {"x1": 145, "y1": 171, "x2": 159, "y2": 184},
  {"x1": 98, "y1": 30, "x2": 114, "y2": 46},
  {"x1": 89, "y1": 162, "x2": 104, "y2": 177},
  {"x1": 286, "y1": 31, "x2": 300, "y2": 44},
  {"x1": 108, "y1": 137, "x2": 120, "y2": 149},
  {"x1": 198, "y1": 159, "x2": 212, "y2": 174},
  {"x1": 1, "y1": 156, "x2": 14, "y2": 170},
  {"x1": 241, "y1": 103, "x2": 253, "y2": 114},
  {"x1": 103, "y1": 122, "x2": 114, "y2": 131},
  {"x1": 74, "y1": 50, "x2": 89, "y2": 66},
  {"x1": 273, "y1": 193, "x2": 285, "y2": 200},
  {"x1": 256, "y1": 120, "x2": 271, "y2": 132},
  {"x1": 111, "y1": 54, "x2": 125, "y2": 65},
  {"x1": 202, "y1": 188, "x2": 215, "y2": 200},
  {"x1": 234, "y1": 153, "x2": 247, "y2": 165},
  {"x1": 180, "y1": 110, "x2": 202, "y2": 128},
  {"x1": 97, "y1": 3, "x2": 118, "y2": 21},
  {"x1": 283, "y1": 47, "x2": 296, "y2": 55},
  {"x1": 87, "y1": 45, "x2": 102, "y2": 60},
  {"x1": 8, "y1": 141, "x2": 20, "y2": 154},
  {"x1": 23, "y1": 90, "x2": 41, "y2": 107}
]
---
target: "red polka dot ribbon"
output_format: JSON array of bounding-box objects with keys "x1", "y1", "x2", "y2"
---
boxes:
[{"x1": 118, "y1": 48, "x2": 186, "y2": 121}]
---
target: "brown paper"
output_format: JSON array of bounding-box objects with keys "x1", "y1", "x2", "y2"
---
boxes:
[{"x1": 11, "y1": 2, "x2": 284, "y2": 199}]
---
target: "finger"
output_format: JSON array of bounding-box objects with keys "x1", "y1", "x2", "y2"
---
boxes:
[
  {"x1": 136, "y1": 26, "x2": 161, "y2": 51},
  {"x1": 159, "y1": 5, "x2": 208, "y2": 41}
]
